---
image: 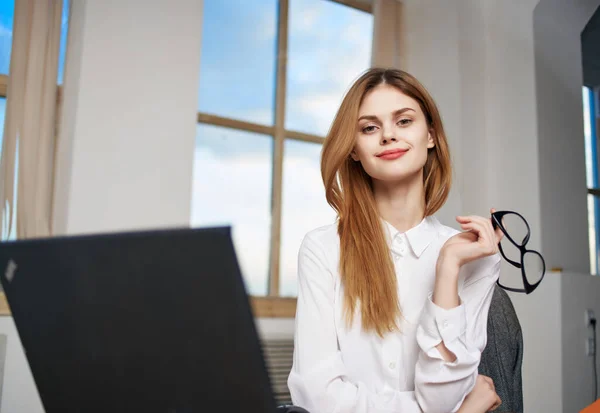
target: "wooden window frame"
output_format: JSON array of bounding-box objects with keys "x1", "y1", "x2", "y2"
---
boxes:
[
  {"x1": 0, "y1": 74, "x2": 7, "y2": 98},
  {"x1": 0, "y1": 0, "x2": 372, "y2": 318},
  {"x1": 197, "y1": 0, "x2": 371, "y2": 317}
]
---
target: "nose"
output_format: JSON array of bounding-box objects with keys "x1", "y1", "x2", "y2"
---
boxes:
[{"x1": 381, "y1": 125, "x2": 397, "y2": 145}]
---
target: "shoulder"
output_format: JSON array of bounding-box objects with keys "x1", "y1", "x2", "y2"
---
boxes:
[
  {"x1": 296, "y1": 222, "x2": 340, "y2": 283},
  {"x1": 428, "y1": 216, "x2": 460, "y2": 241},
  {"x1": 300, "y1": 221, "x2": 340, "y2": 256}
]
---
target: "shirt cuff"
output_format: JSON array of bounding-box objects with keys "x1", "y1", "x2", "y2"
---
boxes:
[{"x1": 418, "y1": 294, "x2": 467, "y2": 350}]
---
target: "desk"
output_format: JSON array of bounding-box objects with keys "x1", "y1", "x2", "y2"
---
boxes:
[{"x1": 0, "y1": 293, "x2": 9, "y2": 316}]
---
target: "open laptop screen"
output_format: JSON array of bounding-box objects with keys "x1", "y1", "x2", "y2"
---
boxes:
[{"x1": 0, "y1": 226, "x2": 276, "y2": 413}]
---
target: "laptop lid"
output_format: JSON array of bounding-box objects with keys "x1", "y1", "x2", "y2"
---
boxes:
[{"x1": 0, "y1": 226, "x2": 276, "y2": 413}]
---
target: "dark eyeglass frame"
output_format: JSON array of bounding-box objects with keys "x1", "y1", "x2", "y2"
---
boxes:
[{"x1": 491, "y1": 210, "x2": 546, "y2": 294}]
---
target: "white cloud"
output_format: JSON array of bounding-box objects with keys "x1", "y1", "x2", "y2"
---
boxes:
[
  {"x1": 0, "y1": 24, "x2": 11, "y2": 38},
  {"x1": 290, "y1": 92, "x2": 343, "y2": 136},
  {"x1": 191, "y1": 139, "x2": 337, "y2": 296},
  {"x1": 294, "y1": 3, "x2": 324, "y2": 33},
  {"x1": 256, "y1": 9, "x2": 277, "y2": 43},
  {"x1": 285, "y1": 2, "x2": 373, "y2": 136},
  {"x1": 191, "y1": 147, "x2": 272, "y2": 295}
]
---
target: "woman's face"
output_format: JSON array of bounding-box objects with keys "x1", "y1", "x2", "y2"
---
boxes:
[{"x1": 351, "y1": 84, "x2": 434, "y2": 183}]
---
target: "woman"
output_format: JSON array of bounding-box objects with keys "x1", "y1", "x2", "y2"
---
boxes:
[{"x1": 288, "y1": 68, "x2": 503, "y2": 413}]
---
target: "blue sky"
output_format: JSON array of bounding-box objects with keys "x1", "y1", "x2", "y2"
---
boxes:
[
  {"x1": 0, "y1": 0, "x2": 374, "y2": 296},
  {"x1": 193, "y1": 0, "x2": 373, "y2": 296},
  {"x1": 0, "y1": 0, "x2": 69, "y2": 83}
]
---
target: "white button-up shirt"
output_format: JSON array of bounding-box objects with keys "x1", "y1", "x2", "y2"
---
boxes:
[{"x1": 288, "y1": 216, "x2": 501, "y2": 413}]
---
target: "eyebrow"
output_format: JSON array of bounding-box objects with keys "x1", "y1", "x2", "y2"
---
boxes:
[{"x1": 357, "y1": 107, "x2": 416, "y2": 122}]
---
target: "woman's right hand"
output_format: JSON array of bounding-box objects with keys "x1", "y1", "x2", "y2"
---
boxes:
[{"x1": 457, "y1": 374, "x2": 502, "y2": 413}]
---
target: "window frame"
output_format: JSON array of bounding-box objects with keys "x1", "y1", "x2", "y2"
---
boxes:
[
  {"x1": 196, "y1": 0, "x2": 372, "y2": 317},
  {"x1": 0, "y1": 74, "x2": 6, "y2": 98},
  {"x1": 586, "y1": 86, "x2": 600, "y2": 274},
  {"x1": 0, "y1": 75, "x2": 7, "y2": 314}
]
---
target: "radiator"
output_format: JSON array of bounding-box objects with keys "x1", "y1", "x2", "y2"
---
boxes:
[{"x1": 261, "y1": 339, "x2": 294, "y2": 406}]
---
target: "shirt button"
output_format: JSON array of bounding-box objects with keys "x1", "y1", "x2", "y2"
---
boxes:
[
  {"x1": 389, "y1": 362, "x2": 396, "y2": 369},
  {"x1": 442, "y1": 320, "x2": 449, "y2": 329}
]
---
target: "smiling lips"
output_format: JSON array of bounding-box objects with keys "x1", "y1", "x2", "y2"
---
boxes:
[{"x1": 376, "y1": 148, "x2": 409, "y2": 160}]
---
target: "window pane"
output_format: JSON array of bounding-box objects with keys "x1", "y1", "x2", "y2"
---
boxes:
[
  {"x1": 0, "y1": 97, "x2": 16, "y2": 242},
  {"x1": 191, "y1": 124, "x2": 273, "y2": 296},
  {"x1": 0, "y1": 97, "x2": 5, "y2": 137},
  {"x1": 0, "y1": 0, "x2": 69, "y2": 80},
  {"x1": 280, "y1": 139, "x2": 336, "y2": 296},
  {"x1": 583, "y1": 86, "x2": 600, "y2": 275},
  {"x1": 58, "y1": 0, "x2": 70, "y2": 84},
  {"x1": 286, "y1": 0, "x2": 373, "y2": 136},
  {"x1": 0, "y1": 1, "x2": 14, "y2": 75},
  {"x1": 587, "y1": 194, "x2": 598, "y2": 275},
  {"x1": 198, "y1": 0, "x2": 277, "y2": 126},
  {"x1": 584, "y1": 87, "x2": 596, "y2": 188}
]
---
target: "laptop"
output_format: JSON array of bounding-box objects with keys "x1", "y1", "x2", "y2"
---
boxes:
[{"x1": 0, "y1": 226, "x2": 277, "y2": 413}]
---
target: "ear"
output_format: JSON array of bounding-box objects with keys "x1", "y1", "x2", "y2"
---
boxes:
[
  {"x1": 427, "y1": 131, "x2": 435, "y2": 149},
  {"x1": 350, "y1": 150, "x2": 360, "y2": 161}
]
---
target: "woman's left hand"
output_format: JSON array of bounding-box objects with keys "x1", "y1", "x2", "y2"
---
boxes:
[{"x1": 439, "y1": 208, "x2": 504, "y2": 269}]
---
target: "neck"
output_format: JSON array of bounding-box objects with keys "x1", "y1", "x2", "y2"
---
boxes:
[{"x1": 372, "y1": 171, "x2": 426, "y2": 233}]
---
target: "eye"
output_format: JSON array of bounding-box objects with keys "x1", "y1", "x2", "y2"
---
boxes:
[
  {"x1": 397, "y1": 118, "x2": 413, "y2": 127},
  {"x1": 361, "y1": 125, "x2": 378, "y2": 134}
]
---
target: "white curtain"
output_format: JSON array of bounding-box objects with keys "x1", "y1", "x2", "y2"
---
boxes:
[
  {"x1": 371, "y1": 0, "x2": 405, "y2": 69},
  {"x1": 0, "y1": 0, "x2": 63, "y2": 240}
]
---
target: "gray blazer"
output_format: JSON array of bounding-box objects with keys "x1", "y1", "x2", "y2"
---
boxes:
[{"x1": 478, "y1": 285, "x2": 524, "y2": 413}]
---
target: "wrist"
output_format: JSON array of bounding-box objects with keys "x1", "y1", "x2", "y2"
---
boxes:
[
  {"x1": 433, "y1": 259, "x2": 460, "y2": 308},
  {"x1": 437, "y1": 250, "x2": 461, "y2": 276}
]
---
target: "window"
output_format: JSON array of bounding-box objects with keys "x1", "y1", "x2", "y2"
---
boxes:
[
  {"x1": 0, "y1": 0, "x2": 70, "y2": 241},
  {"x1": 584, "y1": 86, "x2": 600, "y2": 275},
  {"x1": 192, "y1": 0, "x2": 373, "y2": 305}
]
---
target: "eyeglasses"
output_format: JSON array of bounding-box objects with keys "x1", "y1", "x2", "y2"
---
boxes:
[{"x1": 491, "y1": 210, "x2": 546, "y2": 294}]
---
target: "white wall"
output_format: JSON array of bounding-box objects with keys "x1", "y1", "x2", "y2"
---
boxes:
[
  {"x1": 506, "y1": 272, "x2": 600, "y2": 413},
  {"x1": 400, "y1": 0, "x2": 600, "y2": 411},
  {"x1": 2, "y1": 0, "x2": 204, "y2": 411},
  {"x1": 560, "y1": 272, "x2": 600, "y2": 411},
  {"x1": 0, "y1": 318, "x2": 43, "y2": 413},
  {"x1": 52, "y1": 0, "x2": 203, "y2": 236},
  {"x1": 509, "y1": 273, "x2": 564, "y2": 412}
]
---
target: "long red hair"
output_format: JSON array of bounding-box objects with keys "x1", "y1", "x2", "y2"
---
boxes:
[{"x1": 321, "y1": 68, "x2": 452, "y2": 336}]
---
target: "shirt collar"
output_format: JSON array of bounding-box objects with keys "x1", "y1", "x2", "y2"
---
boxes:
[{"x1": 383, "y1": 216, "x2": 439, "y2": 258}]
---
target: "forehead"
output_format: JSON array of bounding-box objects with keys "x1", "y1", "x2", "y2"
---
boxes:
[{"x1": 358, "y1": 84, "x2": 420, "y2": 116}]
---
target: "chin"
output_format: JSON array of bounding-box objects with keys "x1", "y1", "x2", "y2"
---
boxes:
[
  {"x1": 368, "y1": 170, "x2": 419, "y2": 184},
  {"x1": 364, "y1": 164, "x2": 422, "y2": 183}
]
